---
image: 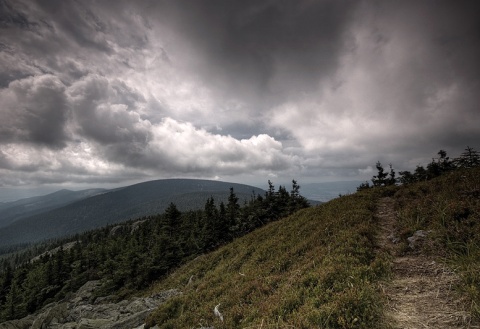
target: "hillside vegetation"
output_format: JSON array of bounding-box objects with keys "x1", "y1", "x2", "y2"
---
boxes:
[
  {"x1": 145, "y1": 187, "x2": 391, "y2": 328},
  {"x1": 0, "y1": 179, "x2": 265, "y2": 251},
  {"x1": 0, "y1": 148, "x2": 479, "y2": 328},
  {"x1": 0, "y1": 181, "x2": 308, "y2": 322},
  {"x1": 0, "y1": 189, "x2": 106, "y2": 229},
  {"x1": 145, "y1": 163, "x2": 480, "y2": 327}
]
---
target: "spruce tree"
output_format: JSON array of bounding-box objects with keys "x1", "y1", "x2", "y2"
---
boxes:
[
  {"x1": 372, "y1": 161, "x2": 388, "y2": 186},
  {"x1": 455, "y1": 146, "x2": 480, "y2": 168},
  {"x1": 226, "y1": 188, "x2": 240, "y2": 237}
]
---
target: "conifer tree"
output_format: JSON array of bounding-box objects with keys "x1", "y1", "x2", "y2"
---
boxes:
[
  {"x1": 386, "y1": 164, "x2": 396, "y2": 185},
  {"x1": 455, "y1": 146, "x2": 480, "y2": 168},
  {"x1": 414, "y1": 165, "x2": 428, "y2": 181},
  {"x1": 226, "y1": 188, "x2": 240, "y2": 236},
  {"x1": 399, "y1": 170, "x2": 415, "y2": 184},
  {"x1": 290, "y1": 180, "x2": 310, "y2": 211},
  {"x1": 372, "y1": 161, "x2": 388, "y2": 186},
  {"x1": 203, "y1": 197, "x2": 220, "y2": 248}
]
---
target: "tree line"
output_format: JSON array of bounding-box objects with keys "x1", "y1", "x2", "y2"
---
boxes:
[
  {"x1": 358, "y1": 146, "x2": 480, "y2": 190},
  {"x1": 0, "y1": 180, "x2": 309, "y2": 322}
]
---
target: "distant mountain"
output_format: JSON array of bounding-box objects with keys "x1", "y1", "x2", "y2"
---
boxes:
[
  {"x1": 0, "y1": 188, "x2": 107, "y2": 229},
  {"x1": 0, "y1": 179, "x2": 264, "y2": 250},
  {"x1": 301, "y1": 181, "x2": 362, "y2": 202}
]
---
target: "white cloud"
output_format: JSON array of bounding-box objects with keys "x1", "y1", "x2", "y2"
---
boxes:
[{"x1": 144, "y1": 118, "x2": 293, "y2": 174}]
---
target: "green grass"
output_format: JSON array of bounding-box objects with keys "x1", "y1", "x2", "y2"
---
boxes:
[
  {"x1": 391, "y1": 167, "x2": 480, "y2": 319},
  {"x1": 144, "y1": 167, "x2": 480, "y2": 328},
  {"x1": 145, "y1": 192, "x2": 391, "y2": 328}
]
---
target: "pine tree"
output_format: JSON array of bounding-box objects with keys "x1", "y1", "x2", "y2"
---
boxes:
[
  {"x1": 290, "y1": 180, "x2": 310, "y2": 211},
  {"x1": 159, "y1": 203, "x2": 183, "y2": 271},
  {"x1": 455, "y1": 146, "x2": 480, "y2": 168},
  {"x1": 372, "y1": 161, "x2": 388, "y2": 186},
  {"x1": 2, "y1": 276, "x2": 23, "y2": 321},
  {"x1": 386, "y1": 164, "x2": 396, "y2": 185},
  {"x1": 414, "y1": 165, "x2": 428, "y2": 181},
  {"x1": 399, "y1": 170, "x2": 415, "y2": 184},
  {"x1": 226, "y1": 188, "x2": 240, "y2": 237},
  {"x1": 203, "y1": 197, "x2": 220, "y2": 249}
]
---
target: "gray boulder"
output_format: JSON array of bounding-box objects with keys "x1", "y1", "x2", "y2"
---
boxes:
[
  {"x1": 0, "y1": 281, "x2": 180, "y2": 329},
  {"x1": 407, "y1": 230, "x2": 429, "y2": 249}
]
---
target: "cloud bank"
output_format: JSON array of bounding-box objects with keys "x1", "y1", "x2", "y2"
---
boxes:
[{"x1": 0, "y1": 0, "x2": 479, "y2": 189}]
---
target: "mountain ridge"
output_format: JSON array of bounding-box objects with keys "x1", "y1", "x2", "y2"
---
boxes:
[
  {"x1": 0, "y1": 188, "x2": 107, "y2": 229},
  {"x1": 0, "y1": 179, "x2": 265, "y2": 251}
]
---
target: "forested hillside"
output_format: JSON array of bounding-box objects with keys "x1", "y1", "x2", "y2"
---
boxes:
[
  {"x1": 143, "y1": 150, "x2": 480, "y2": 328},
  {"x1": 0, "y1": 181, "x2": 308, "y2": 322},
  {"x1": 0, "y1": 189, "x2": 106, "y2": 229},
  {"x1": 0, "y1": 179, "x2": 265, "y2": 252},
  {"x1": 0, "y1": 148, "x2": 479, "y2": 328}
]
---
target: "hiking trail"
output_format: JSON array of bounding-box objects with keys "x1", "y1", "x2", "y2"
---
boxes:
[{"x1": 376, "y1": 197, "x2": 478, "y2": 329}]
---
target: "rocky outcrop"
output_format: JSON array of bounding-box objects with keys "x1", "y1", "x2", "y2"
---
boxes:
[
  {"x1": 109, "y1": 220, "x2": 147, "y2": 237},
  {"x1": 0, "y1": 281, "x2": 180, "y2": 329},
  {"x1": 407, "y1": 230, "x2": 429, "y2": 250},
  {"x1": 31, "y1": 241, "x2": 78, "y2": 263}
]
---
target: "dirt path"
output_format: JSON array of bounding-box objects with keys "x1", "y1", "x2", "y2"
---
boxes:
[{"x1": 377, "y1": 197, "x2": 477, "y2": 329}]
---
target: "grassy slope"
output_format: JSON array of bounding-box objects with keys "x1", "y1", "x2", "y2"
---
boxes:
[
  {"x1": 146, "y1": 191, "x2": 391, "y2": 328},
  {"x1": 145, "y1": 167, "x2": 480, "y2": 328},
  {"x1": 392, "y1": 167, "x2": 480, "y2": 319}
]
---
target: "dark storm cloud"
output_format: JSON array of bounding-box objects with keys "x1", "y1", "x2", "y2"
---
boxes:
[
  {"x1": 69, "y1": 74, "x2": 151, "y2": 145},
  {"x1": 0, "y1": 0, "x2": 479, "y2": 190},
  {"x1": 362, "y1": 0, "x2": 480, "y2": 155},
  {"x1": 0, "y1": 0, "x2": 38, "y2": 30},
  {"x1": 148, "y1": 0, "x2": 357, "y2": 103},
  {"x1": 0, "y1": 75, "x2": 69, "y2": 148},
  {"x1": 0, "y1": 0, "x2": 150, "y2": 85},
  {"x1": 33, "y1": 0, "x2": 112, "y2": 53},
  {"x1": 264, "y1": 0, "x2": 480, "y2": 172}
]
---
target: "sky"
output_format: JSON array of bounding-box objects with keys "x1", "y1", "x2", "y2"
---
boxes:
[{"x1": 0, "y1": 0, "x2": 479, "y2": 201}]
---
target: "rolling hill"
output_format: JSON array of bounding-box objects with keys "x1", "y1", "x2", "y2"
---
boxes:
[
  {"x1": 0, "y1": 179, "x2": 264, "y2": 251},
  {"x1": 301, "y1": 180, "x2": 363, "y2": 202},
  {"x1": 0, "y1": 188, "x2": 107, "y2": 229}
]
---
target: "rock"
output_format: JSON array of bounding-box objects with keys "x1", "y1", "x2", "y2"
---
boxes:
[
  {"x1": 109, "y1": 225, "x2": 125, "y2": 237},
  {"x1": 387, "y1": 233, "x2": 400, "y2": 244},
  {"x1": 30, "y1": 242, "x2": 78, "y2": 263},
  {"x1": 75, "y1": 281, "x2": 102, "y2": 302},
  {"x1": 31, "y1": 302, "x2": 68, "y2": 329},
  {"x1": 407, "y1": 230, "x2": 429, "y2": 249},
  {"x1": 0, "y1": 316, "x2": 35, "y2": 329},
  {"x1": 78, "y1": 318, "x2": 112, "y2": 328},
  {"x1": 0, "y1": 281, "x2": 181, "y2": 329},
  {"x1": 130, "y1": 220, "x2": 147, "y2": 234}
]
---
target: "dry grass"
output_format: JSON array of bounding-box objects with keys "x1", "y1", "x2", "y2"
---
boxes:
[
  {"x1": 391, "y1": 167, "x2": 480, "y2": 323},
  {"x1": 385, "y1": 256, "x2": 473, "y2": 328},
  {"x1": 145, "y1": 193, "x2": 390, "y2": 328},
  {"x1": 376, "y1": 168, "x2": 480, "y2": 328},
  {"x1": 142, "y1": 167, "x2": 480, "y2": 328}
]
